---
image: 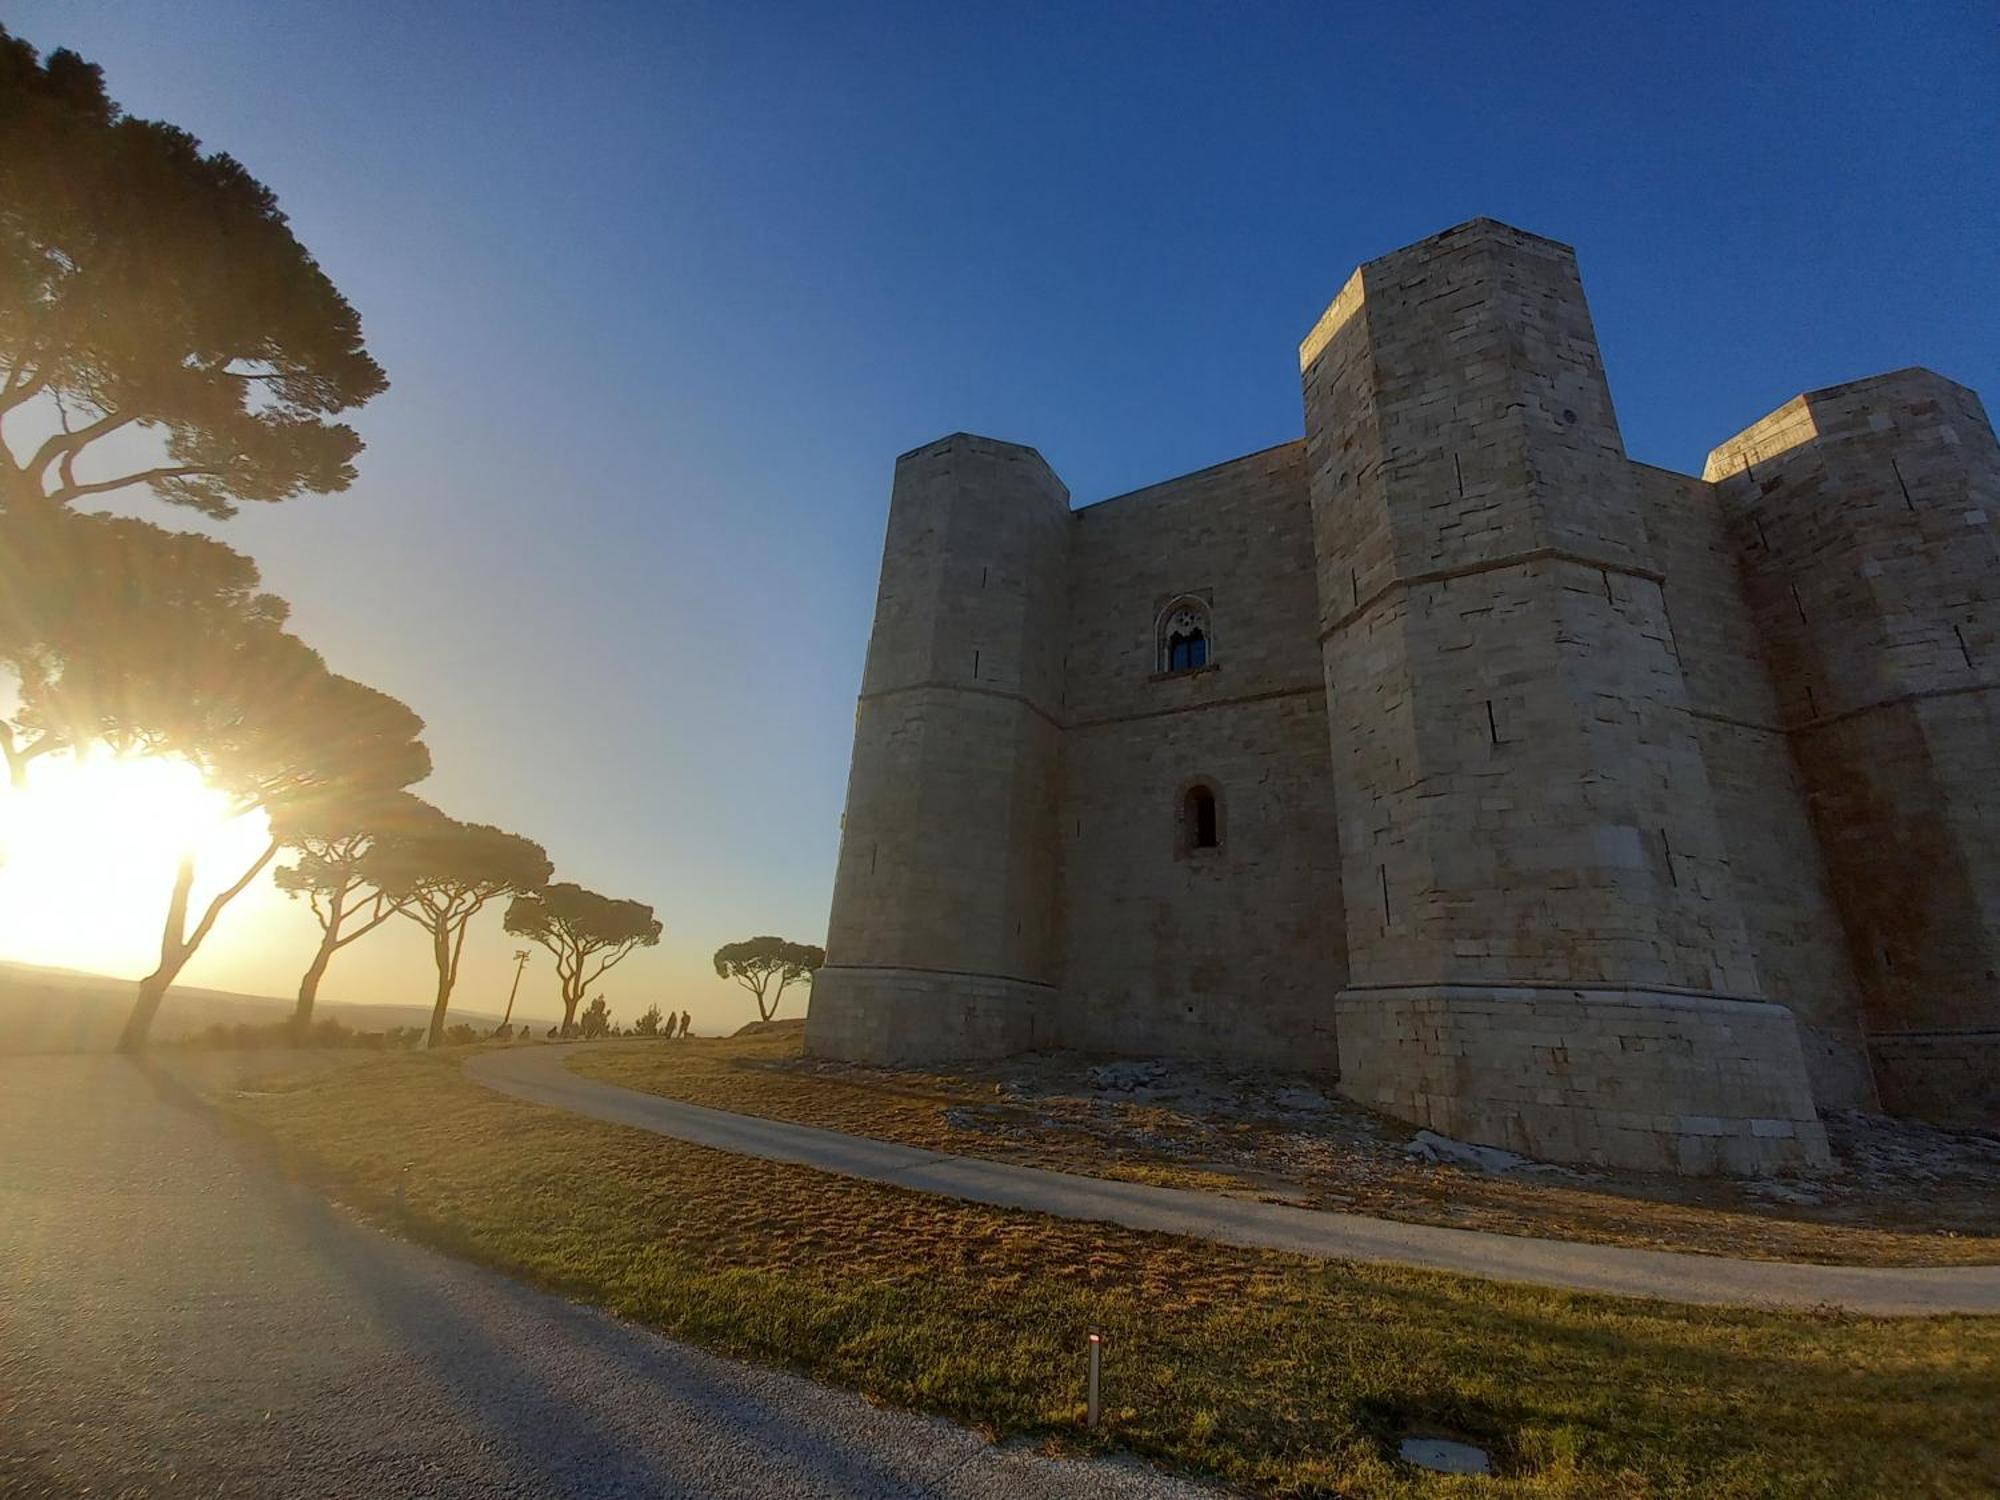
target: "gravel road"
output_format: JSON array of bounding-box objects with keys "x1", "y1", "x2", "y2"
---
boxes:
[
  {"x1": 471, "y1": 1044, "x2": 2000, "y2": 1316},
  {"x1": 0, "y1": 1053, "x2": 1214, "y2": 1498}
]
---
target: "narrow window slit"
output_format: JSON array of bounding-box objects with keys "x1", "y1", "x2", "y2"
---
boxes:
[
  {"x1": 1378, "y1": 864, "x2": 1391, "y2": 925},
  {"x1": 1891, "y1": 458, "x2": 1914, "y2": 510},
  {"x1": 1485, "y1": 699, "x2": 1499, "y2": 745},
  {"x1": 1183, "y1": 785, "x2": 1219, "y2": 851},
  {"x1": 1954, "y1": 625, "x2": 1974, "y2": 669},
  {"x1": 1660, "y1": 828, "x2": 1677, "y2": 887}
]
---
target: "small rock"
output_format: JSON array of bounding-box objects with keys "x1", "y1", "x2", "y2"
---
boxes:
[
  {"x1": 1399, "y1": 1436, "x2": 1492, "y2": 1475},
  {"x1": 1403, "y1": 1129, "x2": 1534, "y2": 1175},
  {"x1": 1085, "y1": 1060, "x2": 1167, "y2": 1093}
]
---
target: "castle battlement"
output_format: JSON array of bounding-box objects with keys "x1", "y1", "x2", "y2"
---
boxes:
[{"x1": 806, "y1": 218, "x2": 2000, "y2": 1173}]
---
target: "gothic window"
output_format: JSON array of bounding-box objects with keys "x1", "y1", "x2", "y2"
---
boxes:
[{"x1": 1158, "y1": 596, "x2": 1212, "y2": 674}]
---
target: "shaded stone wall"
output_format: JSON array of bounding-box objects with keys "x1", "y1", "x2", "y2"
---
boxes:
[
  {"x1": 807, "y1": 435, "x2": 1071, "y2": 1063},
  {"x1": 1297, "y1": 220, "x2": 1829, "y2": 1170},
  {"x1": 1300, "y1": 222, "x2": 1759, "y2": 994},
  {"x1": 1706, "y1": 372, "x2": 2000, "y2": 1125},
  {"x1": 1056, "y1": 444, "x2": 1346, "y2": 1072},
  {"x1": 1634, "y1": 463, "x2": 1876, "y2": 1106}
]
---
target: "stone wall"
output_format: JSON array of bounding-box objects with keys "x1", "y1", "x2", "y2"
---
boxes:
[
  {"x1": 1301, "y1": 221, "x2": 1761, "y2": 996},
  {"x1": 1058, "y1": 443, "x2": 1345, "y2": 1071},
  {"x1": 1706, "y1": 372, "x2": 2000, "y2": 1122},
  {"x1": 1298, "y1": 219, "x2": 1826, "y2": 1172},
  {"x1": 1634, "y1": 462, "x2": 1876, "y2": 1106},
  {"x1": 1334, "y1": 985, "x2": 1831, "y2": 1172},
  {"x1": 808, "y1": 435, "x2": 1071, "y2": 1064}
]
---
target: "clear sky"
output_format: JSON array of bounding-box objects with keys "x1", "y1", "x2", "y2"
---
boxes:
[{"x1": 2, "y1": 1, "x2": 1995, "y2": 1031}]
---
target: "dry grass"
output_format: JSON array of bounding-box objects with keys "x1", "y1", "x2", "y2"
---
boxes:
[
  {"x1": 570, "y1": 1032, "x2": 2000, "y2": 1267},
  {"x1": 219, "y1": 1050, "x2": 2000, "y2": 1498}
]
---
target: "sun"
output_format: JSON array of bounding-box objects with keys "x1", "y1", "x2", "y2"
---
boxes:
[{"x1": 0, "y1": 749, "x2": 274, "y2": 977}]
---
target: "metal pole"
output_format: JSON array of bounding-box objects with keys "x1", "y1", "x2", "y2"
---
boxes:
[
  {"x1": 1086, "y1": 1331, "x2": 1101, "y2": 1429},
  {"x1": 500, "y1": 949, "x2": 530, "y2": 1031}
]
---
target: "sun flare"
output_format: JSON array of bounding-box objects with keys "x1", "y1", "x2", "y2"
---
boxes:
[{"x1": 0, "y1": 750, "x2": 274, "y2": 977}]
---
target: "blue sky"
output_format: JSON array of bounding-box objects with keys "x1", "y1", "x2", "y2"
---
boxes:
[{"x1": 5, "y1": 1, "x2": 1995, "y2": 1026}]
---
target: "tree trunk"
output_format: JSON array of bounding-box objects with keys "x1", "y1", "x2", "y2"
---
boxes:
[
  {"x1": 120, "y1": 855, "x2": 196, "y2": 1054},
  {"x1": 1, "y1": 724, "x2": 24, "y2": 790},
  {"x1": 560, "y1": 983, "x2": 583, "y2": 1037},
  {"x1": 292, "y1": 936, "x2": 335, "y2": 1039},
  {"x1": 425, "y1": 924, "x2": 454, "y2": 1048}
]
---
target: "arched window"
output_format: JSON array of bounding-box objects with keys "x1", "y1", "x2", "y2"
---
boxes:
[
  {"x1": 1178, "y1": 781, "x2": 1222, "y2": 856},
  {"x1": 1158, "y1": 596, "x2": 1212, "y2": 674},
  {"x1": 1187, "y1": 785, "x2": 1218, "y2": 848}
]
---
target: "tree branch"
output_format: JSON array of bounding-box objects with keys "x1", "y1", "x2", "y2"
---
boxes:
[
  {"x1": 46, "y1": 464, "x2": 220, "y2": 506},
  {"x1": 330, "y1": 894, "x2": 406, "y2": 951},
  {"x1": 25, "y1": 410, "x2": 137, "y2": 484},
  {"x1": 0, "y1": 366, "x2": 50, "y2": 417},
  {"x1": 184, "y1": 837, "x2": 282, "y2": 956}
]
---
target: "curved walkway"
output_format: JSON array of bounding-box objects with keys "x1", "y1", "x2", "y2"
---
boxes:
[{"x1": 467, "y1": 1046, "x2": 2000, "y2": 1317}]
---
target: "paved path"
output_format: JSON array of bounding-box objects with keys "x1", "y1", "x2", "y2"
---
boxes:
[
  {"x1": 0, "y1": 1054, "x2": 1212, "y2": 1499},
  {"x1": 469, "y1": 1045, "x2": 2000, "y2": 1317}
]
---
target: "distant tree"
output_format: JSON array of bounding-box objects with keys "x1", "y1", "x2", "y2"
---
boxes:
[
  {"x1": 504, "y1": 882, "x2": 661, "y2": 1037},
  {"x1": 0, "y1": 26, "x2": 387, "y2": 518},
  {"x1": 443, "y1": 1022, "x2": 478, "y2": 1047},
  {"x1": 367, "y1": 814, "x2": 551, "y2": 1048},
  {"x1": 271, "y1": 786, "x2": 430, "y2": 1037},
  {"x1": 577, "y1": 995, "x2": 613, "y2": 1040},
  {"x1": 713, "y1": 936, "x2": 825, "y2": 1022},
  {"x1": 633, "y1": 1004, "x2": 663, "y2": 1037}
]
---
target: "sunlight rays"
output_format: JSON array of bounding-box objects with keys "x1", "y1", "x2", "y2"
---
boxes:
[{"x1": 0, "y1": 750, "x2": 272, "y2": 976}]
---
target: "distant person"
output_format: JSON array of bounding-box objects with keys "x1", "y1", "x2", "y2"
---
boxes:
[{"x1": 679, "y1": 1010, "x2": 692, "y2": 1039}]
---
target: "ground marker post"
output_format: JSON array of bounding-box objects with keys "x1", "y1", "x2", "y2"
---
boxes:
[{"x1": 1086, "y1": 1329, "x2": 1102, "y2": 1429}]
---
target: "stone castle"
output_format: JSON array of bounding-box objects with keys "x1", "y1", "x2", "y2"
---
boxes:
[{"x1": 804, "y1": 218, "x2": 1999, "y2": 1175}]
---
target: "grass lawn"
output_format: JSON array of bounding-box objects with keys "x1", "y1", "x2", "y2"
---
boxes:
[
  {"x1": 218, "y1": 1049, "x2": 2000, "y2": 1498},
  {"x1": 568, "y1": 1032, "x2": 2000, "y2": 1268}
]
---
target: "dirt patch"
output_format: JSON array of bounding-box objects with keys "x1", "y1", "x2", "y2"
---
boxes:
[{"x1": 574, "y1": 1034, "x2": 2000, "y2": 1266}]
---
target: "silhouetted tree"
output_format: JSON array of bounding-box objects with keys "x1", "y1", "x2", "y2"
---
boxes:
[
  {"x1": 713, "y1": 936, "x2": 825, "y2": 1022},
  {"x1": 367, "y1": 814, "x2": 551, "y2": 1048},
  {"x1": 504, "y1": 882, "x2": 662, "y2": 1036},
  {"x1": 116, "y1": 642, "x2": 429, "y2": 1052},
  {"x1": 0, "y1": 509, "x2": 284, "y2": 786},
  {"x1": 272, "y1": 786, "x2": 430, "y2": 1037},
  {"x1": 634, "y1": 1005, "x2": 663, "y2": 1037},
  {"x1": 0, "y1": 26, "x2": 386, "y2": 518},
  {"x1": 577, "y1": 995, "x2": 613, "y2": 1040}
]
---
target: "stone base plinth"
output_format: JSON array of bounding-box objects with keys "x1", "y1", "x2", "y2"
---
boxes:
[
  {"x1": 804, "y1": 965, "x2": 1053, "y2": 1064},
  {"x1": 1334, "y1": 985, "x2": 1831, "y2": 1175}
]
